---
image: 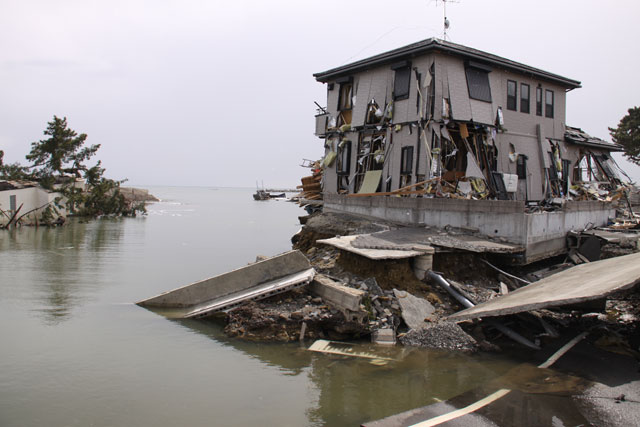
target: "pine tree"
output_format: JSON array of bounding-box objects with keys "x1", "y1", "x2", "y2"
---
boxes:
[
  {"x1": 609, "y1": 107, "x2": 640, "y2": 166},
  {"x1": 26, "y1": 116, "x2": 100, "y2": 187}
]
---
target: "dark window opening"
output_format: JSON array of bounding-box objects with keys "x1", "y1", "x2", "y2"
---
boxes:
[
  {"x1": 516, "y1": 155, "x2": 527, "y2": 179},
  {"x1": 336, "y1": 141, "x2": 351, "y2": 175},
  {"x1": 507, "y1": 80, "x2": 517, "y2": 111},
  {"x1": 465, "y1": 67, "x2": 492, "y2": 102},
  {"x1": 536, "y1": 86, "x2": 543, "y2": 116},
  {"x1": 393, "y1": 66, "x2": 411, "y2": 101},
  {"x1": 415, "y1": 71, "x2": 422, "y2": 115},
  {"x1": 545, "y1": 89, "x2": 554, "y2": 118},
  {"x1": 520, "y1": 83, "x2": 530, "y2": 114},
  {"x1": 401, "y1": 146, "x2": 414, "y2": 175},
  {"x1": 428, "y1": 63, "x2": 436, "y2": 118}
]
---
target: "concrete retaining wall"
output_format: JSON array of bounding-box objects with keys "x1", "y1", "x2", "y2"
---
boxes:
[{"x1": 324, "y1": 194, "x2": 616, "y2": 262}]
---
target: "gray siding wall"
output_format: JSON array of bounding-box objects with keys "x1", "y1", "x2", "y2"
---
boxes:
[{"x1": 318, "y1": 50, "x2": 573, "y2": 200}]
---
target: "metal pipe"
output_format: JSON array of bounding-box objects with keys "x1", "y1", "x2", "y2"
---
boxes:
[
  {"x1": 480, "y1": 259, "x2": 531, "y2": 285},
  {"x1": 428, "y1": 270, "x2": 474, "y2": 308},
  {"x1": 427, "y1": 271, "x2": 540, "y2": 350}
]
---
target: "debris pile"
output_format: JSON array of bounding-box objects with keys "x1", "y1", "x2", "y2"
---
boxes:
[
  {"x1": 218, "y1": 212, "x2": 639, "y2": 356},
  {"x1": 399, "y1": 321, "x2": 478, "y2": 352},
  {"x1": 296, "y1": 159, "x2": 323, "y2": 213},
  {"x1": 224, "y1": 292, "x2": 368, "y2": 342},
  {"x1": 347, "y1": 176, "x2": 490, "y2": 200}
]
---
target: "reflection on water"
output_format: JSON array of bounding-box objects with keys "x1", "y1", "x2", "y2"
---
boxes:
[
  {"x1": 1, "y1": 219, "x2": 125, "y2": 324},
  {"x1": 176, "y1": 317, "x2": 520, "y2": 426}
]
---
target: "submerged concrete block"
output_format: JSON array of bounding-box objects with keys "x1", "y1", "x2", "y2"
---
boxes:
[{"x1": 372, "y1": 328, "x2": 396, "y2": 345}]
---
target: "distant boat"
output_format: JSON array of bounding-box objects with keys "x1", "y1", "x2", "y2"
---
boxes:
[{"x1": 253, "y1": 190, "x2": 285, "y2": 200}]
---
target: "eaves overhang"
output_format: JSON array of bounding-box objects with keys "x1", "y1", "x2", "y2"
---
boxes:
[
  {"x1": 565, "y1": 126, "x2": 623, "y2": 152},
  {"x1": 314, "y1": 38, "x2": 581, "y2": 90},
  {"x1": 565, "y1": 139, "x2": 624, "y2": 152}
]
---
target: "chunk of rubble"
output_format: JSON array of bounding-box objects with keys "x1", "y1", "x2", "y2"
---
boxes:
[
  {"x1": 393, "y1": 289, "x2": 435, "y2": 330},
  {"x1": 399, "y1": 321, "x2": 478, "y2": 352}
]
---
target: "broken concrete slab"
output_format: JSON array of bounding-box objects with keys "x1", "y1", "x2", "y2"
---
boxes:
[
  {"x1": 581, "y1": 229, "x2": 640, "y2": 247},
  {"x1": 393, "y1": 289, "x2": 435, "y2": 330},
  {"x1": 311, "y1": 274, "x2": 365, "y2": 313},
  {"x1": 352, "y1": 228, "x2": 523, "y2": 254},
  {"x1": 136, "y1": 250, "x2": 315, "y2": 319},
  {"x1": 448, "y1": 252, "x2": 640, "y2": 322},
  {"x1": 317, "y1": 235, "x2": 427, "y2": 259}
]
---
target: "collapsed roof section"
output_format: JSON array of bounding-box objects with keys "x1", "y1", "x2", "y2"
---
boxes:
[{"x1": 565, "y1": 126, "x2": 623, "y2": 152}]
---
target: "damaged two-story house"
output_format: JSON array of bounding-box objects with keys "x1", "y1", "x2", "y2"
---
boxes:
[{"x1": 313, "y1": 38, "x2": 628, "y2": 263}]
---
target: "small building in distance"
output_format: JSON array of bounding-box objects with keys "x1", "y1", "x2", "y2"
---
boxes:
[{"x1": 311, "y1": 38, "x2": 630, "y2": 263}]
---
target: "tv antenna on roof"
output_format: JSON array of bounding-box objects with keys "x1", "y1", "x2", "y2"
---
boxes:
[{"x1": 433, "y1": 0, "x2": 459, "y2": 41}]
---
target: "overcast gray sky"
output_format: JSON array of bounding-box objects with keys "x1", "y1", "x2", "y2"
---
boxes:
[{"x1": 1, "y1": 0, "x2": 639, "y2": 187}]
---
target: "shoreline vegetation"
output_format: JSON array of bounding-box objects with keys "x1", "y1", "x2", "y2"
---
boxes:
[{"x1": 0, "y1": 116, "x2": 155, "y2": 228}]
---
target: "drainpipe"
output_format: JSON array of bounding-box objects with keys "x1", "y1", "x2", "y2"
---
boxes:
[{"x1": 428, "y1": 271, "x2": 540, "y2": 350}]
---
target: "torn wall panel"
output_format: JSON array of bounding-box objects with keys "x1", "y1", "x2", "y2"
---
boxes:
[
  {"x1": 411, "y1": 55, "x2": 435, "y2": 120},
  {"x1": 352, "y1": 74, "x2": 372, "y2": 127},
  {"x1": 393, "y1": 93, "x2": 410, "y2": 124},
  {"x1": 446, "y1": 60, "x2": 473, "y2": 122},
  {"x1": 469, "y1": 99, "x2": 494, "y2": 125}
]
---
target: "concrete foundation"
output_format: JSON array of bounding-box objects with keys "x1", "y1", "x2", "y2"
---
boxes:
[
  {"x1": 311, "y1": 274, "x2": 367, "y2": 322},
  {"x1": 324, "y1": 194, "x2": 616, "y2": 263}
]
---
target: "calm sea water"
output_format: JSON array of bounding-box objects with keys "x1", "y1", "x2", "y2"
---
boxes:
[{"x1": 0, "y1": 187, "x2": 520, "y2": 426}]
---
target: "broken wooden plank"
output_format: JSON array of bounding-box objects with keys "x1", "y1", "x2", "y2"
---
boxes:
[{"x1": 308, "y1": 339, "x2": 394, "y2": 361}]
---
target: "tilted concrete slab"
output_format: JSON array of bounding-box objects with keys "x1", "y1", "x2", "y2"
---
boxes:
[
  {"x1": 184, "y1": 268, "x2": 314, "y2": 319},
  {"x1": 581, "y1": 229, "x2": 640, "y2": 246},
  {"x1": 448, "y1": 252, "x2": 640, "y2": 321},
  {"x1": 136, "y1": 250, "x2": 314, "y2": 318},
  {"x1": 317, "y1": 235, "x2": 428, "y2": 259}
]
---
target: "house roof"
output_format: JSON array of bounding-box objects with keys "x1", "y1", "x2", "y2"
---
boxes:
[
  {"x1": 0, "y1": 180, "x2": 38, "y2": 191},
  {"x1": 565, "y1": 126, "x2": 623, "y2": 152},
  {"x1": 314, "y1": 38, "x2": 581, "y2": 89}
]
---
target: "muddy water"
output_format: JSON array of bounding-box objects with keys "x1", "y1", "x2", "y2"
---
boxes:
[{"x1": 0, "y1": 187, "x2": 584, "y2": 426}]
